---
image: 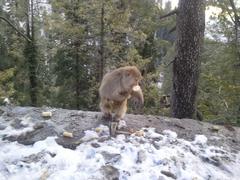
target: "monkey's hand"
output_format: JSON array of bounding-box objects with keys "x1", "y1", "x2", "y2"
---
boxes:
[
  {"x1": 132, "y1": 85, "x2": 141, "y2": 92},
  {"x1": 130, "y1": 85, "x2": 144, "y2": 106}
]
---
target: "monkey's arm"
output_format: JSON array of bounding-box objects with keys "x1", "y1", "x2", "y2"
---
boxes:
[
  {"x1": 130, "y1": 87, "x2": 144, "y2": 105},
  {"x1": 111, "y1": 89, "x2": 129, "y2": 102}
]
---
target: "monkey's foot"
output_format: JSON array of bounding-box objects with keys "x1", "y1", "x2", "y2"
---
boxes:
[{"x1": 117, "y1": 120, "x2": 127, "y2": 130}]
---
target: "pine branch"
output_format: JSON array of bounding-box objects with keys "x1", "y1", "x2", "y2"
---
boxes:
[
  {"x1": 229, "y1": 0, "x2": 240, "y2": 24},
  {"x1": 164, "y1": 58, "x2": 176, "y2": 67},
  {"x1": 169, "y1": 26, "x2": 176, "y2": 33},
  {"x1": 159, "y1": 9, "x2": 178, "y2": 20},
  {"x1": 0, "y1": 16, "x2": 31, "y2": 42}
]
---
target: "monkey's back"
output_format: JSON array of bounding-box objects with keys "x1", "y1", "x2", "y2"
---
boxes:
[
  {"x1": 99, "y1": 66, "x2": 141, "y2": 101},
  {"x1": 99, "y1": 69, "x2": 122, "y2": 101}
]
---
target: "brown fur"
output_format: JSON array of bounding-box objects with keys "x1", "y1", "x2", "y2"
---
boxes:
[{"x1": 99, "y1": 66, "x2": 144, "y2": 121}]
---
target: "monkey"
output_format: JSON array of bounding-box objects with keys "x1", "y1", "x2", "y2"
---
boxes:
[{"x1": 99, "y1": 66, "x2": 144, "y2": 122}]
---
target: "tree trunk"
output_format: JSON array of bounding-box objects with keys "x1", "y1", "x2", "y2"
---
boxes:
[
  {"x1": 229, "y1": 0, "x2": 240, "y2": 62},
  {"x1": 99, "y1": 1, "x2": 105, "y2": 81},
  {"x1": 171, "y1": 0, "x2": 205, "y2": 119},
  {"x1": 75, "y1": 44, "x2": 81, "y2": 110},
  {"x1": 25, "y1": 0, "x2": 38, "y2": 106}
]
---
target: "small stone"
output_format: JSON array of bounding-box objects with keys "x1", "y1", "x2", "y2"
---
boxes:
[
  {"x1": 224, "y1": 124, "x2": 235, "y2": 131},
  {"x1": 48, "y1": 152, "x2": 56, "y2": 157},
  {"x1": 200, "y1": 156, "x2": 221, "y2": 167},
  {"x1": 101, "y1": 151, "x2": 121, "y2": 164},
  {"x1": 153, "y1": 159, "x2": 163, "y2": 165},
  {"x1": 22, "y1": 151, "x2": 46, "y2": 163},
  {"x1": 153, "y1": 141, "x2": 161, "y2": 150},
  {"x1": 0, "y1": 108, "x2": 4, "y2": 115},
  {"x1": 161, "y1": 170, "x2": 177, "y2": 179},
  {"x1": 209, "y1": 125, "x2": 220, "y2": 132},
  {"x1": 153, "y1": 137, "x2": 163, "y2": 141},
  {"x1": 91, "y1": 143, "x2": 101, "y2": 148},
  {"x1": 33, "y1": 123, "x2": 44, "y2": 130},
  {"x1": 137, "y1": 150, "x2": 146, "y2": 163},
  {"x1": 123, "y1": 170, "x2": 131, "y2": 176},
  {"x1": 11, "y1": 119, "x2": 27, "y2": 129},
  {"x1": 139, "y1": 139, "x2": 147, "y2": 144},
  {"x1": 98, "y1": 136, "x2": 110, "y2": 142},
  {"x1": 158, "y1": 175, "x2": 166, "y2": 180},
  {"x1": 0, "y1": 124, "x2": 7, "y2": 130},
  {"x1": 161, "y1": 158, "x2": 169, "y2": 165},
  {"x1": 100, "y1": 165, "x2": 119, "y2": 180}
]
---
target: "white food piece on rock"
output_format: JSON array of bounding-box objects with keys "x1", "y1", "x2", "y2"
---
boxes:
[
  {"x1": 63, "y1": 131, "x2": 73, "y2": 138},
  {"x1": 42, "y1": 111, "x2": 52, "y2": 117}
]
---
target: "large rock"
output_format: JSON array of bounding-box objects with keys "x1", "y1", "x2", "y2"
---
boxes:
[{"x1": 0, "y1": 106, "x2": 240, "y2": 152}]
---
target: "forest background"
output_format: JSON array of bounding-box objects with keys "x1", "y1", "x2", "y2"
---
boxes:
[{"x1": 0, "y1": 0, "x2": 239, "y2": 126}]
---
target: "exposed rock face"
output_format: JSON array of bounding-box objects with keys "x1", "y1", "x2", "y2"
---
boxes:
[
  {"x1": 100, "y1": 165, "x2": 119, "y2": 180},
  {"x1": 0, "y1": 106, "x2": 239, "y2": 151}
]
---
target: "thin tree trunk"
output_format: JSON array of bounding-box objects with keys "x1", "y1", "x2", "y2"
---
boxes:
[
  {"x1": 75, "y1": 43, "x2": 81, "y2": 110},
  {"x1": 229, "y1": 0, "x2": 240, "y2": 62},
  {"x1": 0, "y1": 16, "x2": 31, "y2": 42},
  {"x1": 234, "y1": 20, "x2": 240, "y2": 62},
  {"x1": 99, "y1": 1, "x2": 105, "y2": 81},
  {"x1": 25, "y1": 0, "x2": 38, "y2": 106},
  {"x1": 171, "y1": 0, "x2": 205, "y2": 119}
]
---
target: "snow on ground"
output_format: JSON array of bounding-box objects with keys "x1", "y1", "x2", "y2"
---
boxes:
[{"x1": 0, "y1": 119, "x2": 240, "y2": 180}]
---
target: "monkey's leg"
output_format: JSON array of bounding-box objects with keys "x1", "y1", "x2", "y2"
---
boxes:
[
  {"x1": 108, "y1": 100, "x2": 127, "y2": 136},
  {"x1": 100, "y1": 99, "x2": 112, "y2": 121},
  {"x1": 113, "y1": 99, "x2": 128, "y2": 121},
  {"x1": 109, "y1": 121, "x2": 118, "y2": 137}
]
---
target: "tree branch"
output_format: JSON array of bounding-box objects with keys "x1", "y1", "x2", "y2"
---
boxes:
[
  {"x1": 169, "y1": 25, "x2": 176, "y2": 33},
  {"x1": 229, "y1": 0, "x2": 240, "y2": 24},
  {"x1": 164, "y1": 58, "x2": 176, "y2": 67},
  {"x1": 159, "y1": 9, "x2": 178, "y2": 20},
  {"x1": 226, "y1": 9, "x2": 235, "y2": 24},
  {"x1": 0, "y1": 16, "x2": 31, "y2": 42}
]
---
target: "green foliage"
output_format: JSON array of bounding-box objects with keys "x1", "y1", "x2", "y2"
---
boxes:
[
  {"x1": 198, "y1": 40, "x2": 240, "y2": 125},
  {"x1": 196, "y1": 0, "x2": 240, "y2": 125},
  {"x1": 42, "y1": 0, "x2": 168, "y2": 111},
  {"x1": 0, "y1": 68, "x2": 15, "y2": 100},
  {"x1": 0, "y1": 0, "x2": 175, "y2": 114},
  {"x1": 2, "y1": 0, "x2": 238, "y2": 127},
  {"x1": 142, "y1": 74, "x2": 170, "y2": 116}
]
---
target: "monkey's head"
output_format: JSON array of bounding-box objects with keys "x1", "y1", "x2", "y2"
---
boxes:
[{"x1": 121, "y1": 66, "x2": 142, "y2": 90}]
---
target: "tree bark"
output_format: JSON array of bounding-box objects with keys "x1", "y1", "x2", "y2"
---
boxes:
[
  {"x1": 171, "y1": 0, "x2": 205, "y2": 119},
  {"x1": 99, "y1": 1, "x2": 105, "y2": 82},
  {"x1": 75, "y1": 43, "x2": 81, "y2": 110},
  {"x1": 25, "y1": 0, "x2": 38, "y2": 106},
  {"x1": 229, "y1": 0, "x2": 240, "y2": 62}
]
